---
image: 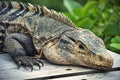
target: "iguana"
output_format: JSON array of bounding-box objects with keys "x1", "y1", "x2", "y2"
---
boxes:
[{"x1": 0, "y1": 1, "x2": 113, "y2": 71}]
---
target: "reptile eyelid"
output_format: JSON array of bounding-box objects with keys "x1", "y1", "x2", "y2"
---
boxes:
[{"x1": 67, "y1": 36, "x2": 76, "y2": 42}]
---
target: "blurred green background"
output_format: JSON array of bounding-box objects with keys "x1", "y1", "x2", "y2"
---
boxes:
[{"x1": 3, "y1": 0, "x2": 120, "y2": 54}]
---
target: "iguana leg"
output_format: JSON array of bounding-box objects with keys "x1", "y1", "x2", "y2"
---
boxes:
[{"x1": 3, "y1": 33, "x2": 43, "y2": 71}]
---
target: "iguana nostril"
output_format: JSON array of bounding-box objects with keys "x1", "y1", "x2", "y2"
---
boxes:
[{"x1": 99, "y1": 56, "x2": 103, "y2": 61}]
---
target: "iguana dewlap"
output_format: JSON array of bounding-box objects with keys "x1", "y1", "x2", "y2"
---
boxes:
[{"x1": 0, "y1": 1, "x2": 113, "y2": 71}]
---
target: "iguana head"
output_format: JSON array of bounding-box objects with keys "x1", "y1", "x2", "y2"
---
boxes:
[{"x1": 43, "y1": 29, "x2": 113, "y2": 70}]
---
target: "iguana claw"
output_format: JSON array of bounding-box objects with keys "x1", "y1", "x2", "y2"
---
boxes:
[
  {"x1": 31, "y1": 57, "x2": 44, "y2": 67},
  {"x1": 14, "y1": 56, "x2": 43, "y2": 71}
]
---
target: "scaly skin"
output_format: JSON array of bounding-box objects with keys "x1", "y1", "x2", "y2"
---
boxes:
[{"x1": 0, "y1": 1, "x2": 113, "y2": 71}]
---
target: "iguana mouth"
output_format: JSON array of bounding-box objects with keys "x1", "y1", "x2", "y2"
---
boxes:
[{"x1": 75, "y1": 51, "x2": 113, "y2": 70}]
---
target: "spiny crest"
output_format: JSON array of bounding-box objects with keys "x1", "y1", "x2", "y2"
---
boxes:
[
  {"x1": 28, "y1": 3, "x2": 42, "y2": 15},
  {"x1": 11, "y1": 2, "x2": 42, "y2": 15},
  {"x1": 11, "y1": 2, "x2": 38, "y2": 12},
  {"x1": 43, "y1": 6, "x2": 76, "y2": 28},
  {"x1": 0, "y1": 1, "x2": 76, "y2": 28},
  {"x1": 27, "y1": 3, "x2": 76, "y2": 28},
  {"x1": 28, "y1": 3, "x2": 36, "y2": 12}
]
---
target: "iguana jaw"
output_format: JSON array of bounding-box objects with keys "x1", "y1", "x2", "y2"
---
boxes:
[
  {"x1": 73, "y1": 50, "x2": 113, "y2": 70},
  {"x1": 43, "y1": 41, "x2": 113, "y2": 70},
  {"x1": 43, "y1": 29, "x2": 113, "y2": 70}
]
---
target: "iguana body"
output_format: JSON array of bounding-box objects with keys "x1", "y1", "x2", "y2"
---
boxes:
[{"x1": 0, "y1": 1, "x2": 113, "y2": 71}]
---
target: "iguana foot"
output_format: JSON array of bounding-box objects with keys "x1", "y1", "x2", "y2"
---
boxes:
[
  {"x1": 13, "y1": 56, "x2": 43, "y2": 72},
  {"x1": 3, "y1": 33, "x2": 43, "y2": 71}
]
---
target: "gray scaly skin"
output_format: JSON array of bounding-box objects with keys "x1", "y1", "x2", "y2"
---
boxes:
[{"x1": 0, "y1": 1, "x2": 113, "y2": 71}]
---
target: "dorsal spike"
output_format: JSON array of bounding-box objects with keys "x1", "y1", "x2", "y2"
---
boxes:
[
  {"x1": 19, "y1": 2, "x2": 25, "y2": 10},
  {"x1": 42, "y1": 6, "x2": 51, "y2": 16},
  {"x1": 28, "y1": 3, "x2": 36, "y2": 12},
  {"x1": 35, "y1": 5, "x2": 42, "y2": 14},
  {"x1": 11, "y1": 1, "x2": 28, "y2": 11},
  {"x1": 11, "y1": 1, "x2": 21, "y2": 9}
]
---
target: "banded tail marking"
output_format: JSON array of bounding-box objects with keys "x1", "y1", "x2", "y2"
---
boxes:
[
  {"x1": 1, "y1": 2, "x2": 24, "y2": 21},
  {"x1": 5, "y1": 2, "x2": 26, "y2": 21},
  {"x1": 0, "y1": 1, "x2": 42, "y2": 21},
  {"x1": 0, "y1": 1, "x2": 43, "y2": 21},
  {"x1": 0, "y1": 2, "x2": 12, "y2": 15},
  {"x1": 0, "y1": 1, "x2": 7, "y2": 13}
]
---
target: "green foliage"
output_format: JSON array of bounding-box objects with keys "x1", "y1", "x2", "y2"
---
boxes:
[
  {"x1": 63, "y1": 0, "x2": 120, "y2": 53},
  {"x1": 63, "y1": 0, "x2": 81, "y2": 19},
  {"x1": 110, "y1": 36, "x2": 120, "y2": 52}
]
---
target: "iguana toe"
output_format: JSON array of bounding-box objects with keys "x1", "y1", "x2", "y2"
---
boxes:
[
  {"x1": 33, "y1": 57, "x2": 44, "y2": 67},
  {"x1": 14, "y1": 56, "x2": 43, "y2": 71}
]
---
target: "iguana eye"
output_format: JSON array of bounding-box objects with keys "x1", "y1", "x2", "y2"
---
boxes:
[{"x1": 79, "y1": 44, "x2": 85, "y2": 50}]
